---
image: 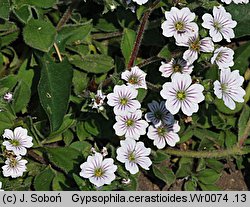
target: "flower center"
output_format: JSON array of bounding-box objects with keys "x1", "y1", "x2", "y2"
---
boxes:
[
  {"x1": 128, "y1": 152, "x2": 136, "y2": 162},
  {"x1": 190, "y1": 40, "x2": 200, "y2": 52},
  {"x1": 10, "y1": 139, "x2": 20, "y2": 147},
  {"x1": 176, "y1": 91, "x2": 186, "y2": 100},
  {"x1": 175, "y1": 21, "x2": 185, "y2": 31},
  {"x1": 120, "y1": 98, "x2": 128, "y2": 105},
  {"x1": 213, "y1": 21, "x2": 221, "y2": 31},
  {"x1": 126, "y1": 119, "x2": 134, "y2": 127},
  {"x1": 128, "y1": 76, "x2": 138, "y2": 85},
  {"x1": 173, "y1": 64, "x2": 182, "y2": 73},
  {"x1": 154, "y1": 110, "x2": 163, "y2": 119},
  {"x1": 157, "y1": 127, "x2": 167, "y2": 136},
  {"x1": 221, "y1": 83, "x2": 228, "y2": 92},
  {"x1": 94, "y1": 168, "x2": 104, "y2": 177},
  {"x1": 9, "y1": 159, "x2": 18, "y2": 168}
]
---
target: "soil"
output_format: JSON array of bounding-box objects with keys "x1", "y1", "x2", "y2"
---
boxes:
[{"x1": 138, "y1": 170, "x2": 249, "y2": 191}]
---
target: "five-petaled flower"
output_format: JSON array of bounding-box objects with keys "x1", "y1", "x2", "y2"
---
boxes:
[
  {"x1": 160, "y1": 73, "x2": 205, "y2": 116},
  {"x1": 159, "y1": 58, "x2": 193, "y2": 78},
  {"x1": 214, "y1": 69, "x2": 245, "y2": 110},
  {"x1": 211, "y1": 46, "x2": 234, "y2": 69},
  {"x1": 113, "y1": 110, "x2": 149, "y2": 140},
  {"x1": 2, "y1": 156, "x2": 28, "y2": 178},
  {"x1": 145, "y1": 100, "x2": 174, "y2": 127},
  {"x1": 176, "y1": 33, "x2": 214, "y2": 64},
  {"x1": 147, "y1": 121, "x2": 180, "y2": 148},
  {"x1": 92, "y1": 90, "x2": 106, "y2": 110},
  {"x1": 121, "y1": 66, "x2": 147, "y2": 89},
  {"x1": 80, "y1": 153, "x2": 117, "y2": 187},
  {"x1": 132, "y1": 0, "x2": 149, "y2": 5},
  {"x1": 116, "y1": 139, "x2": 152, "y2": 174},
  {"x1": 2, "y1": 127, "x2": 33, "y2": 156},
  {"x1": 107, "y1": 84, "x2": 141, "y2": 116},
  {"x1": 202, "y1": 6, "x2": 237, "y2": 42},
  {"x1": 161, "y1": 7, "x2": 198, "y2": 43}
]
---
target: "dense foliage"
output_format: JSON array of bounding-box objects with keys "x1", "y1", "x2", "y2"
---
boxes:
[{"x1": 0, "y1": 0, "x2": 250, "y2": 191}]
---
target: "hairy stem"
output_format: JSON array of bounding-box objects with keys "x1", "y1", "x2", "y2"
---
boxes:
[
  {"x1": 127, "y1": 0, "x2": 161, "y2": 69},
  {"x1": 164, "y1": 145, "x2": 250, "y2": 158},
  {"x1": 238, "y1": 117, "x2": 250, "y2": 147}
]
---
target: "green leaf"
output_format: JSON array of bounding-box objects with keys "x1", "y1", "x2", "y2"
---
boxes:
[
  {"x1": 226, "y1": 4, "x2": 250, "y2": 38},
  {"x1": 70, "y1": 141, "x2": 92, "y2": 157},
  {"x1": 157, "y1": 45, "x2": 171, "y2": 59},
  {"x1": 184, "y1": 180, "x2": 197, "y2": 191},
  {"x1": 72, "y1": 173, "x2": 90, "y2": 191},
  {"x1": 23, "y1": 19, "x2": 57, "y2": 52},
  {"x1": 56, "y1": 22, "x2": 92, "y2": 51},
  {"x1": 13, "y1": 5, "x2": 32, "y2": 24},
  {"x1": 69, "y1": 54, "x2": 114, "y2": 74},
  {"x1": 232, "y1": 42, "x2": 250, "y2": 75},
  {"x1": 137, "y1": 88, "x2": 147, "y2": 103},
  {"x1": 238, "y1": 105, "x2": 250, "y2": 140},
  {"x1": 225, "y1": 130, "x2": 237, "y2": 148},
  {"x1": 13, "y1": 81, "x2": 31, "y2": 113},
  {"x1": 13, "y1": 0, "x2": 57, "y2": 8},
  {"x1": 52, "y1": 172, "x2": 71, "y2": 190},
  {"x1": 0, "y1": 0, "x2": 10, "y2": 20},
  {"x1": 196, "y1": 169, "x2": 221, "y2": 185},
  {"x1": 46, "y1": 147, "x2": 83, "y2": 174},
  {"x1": 73, "y1": 70, "x2": 89, "y2": 96},
  {"x1": 153, "y1": 165, "x2": 176, "y2": 186},
  {"x1": 121, "y1": 28, "x2": 136, "y2": 65},
  {"x1": 38, "y1": 55, "x2": 73, "y2": 131},
  {"x1": 176, "y1": 158, "x2": 193, "y2": 178},
  {"x1": 43, "y1": 114, "x2": 76, "y2": 143},
  {"x1": 206, "y1": 159, "x2": 224, "y2": 173},
  {"x1": 214, "y1": 98, "x2": 244, "y2": 115},
  {"x1": 34, "y1": 166, "x2": 55, "y2": 191},
  {"x1": 198, "y1": 182, "x2": 221, "y2": 191},
  {"x1": 152, "y1": 150, "x2": 170, "y2": 164},
  {"x1": 0, "y1": 111, "x2": 15, "y2": 134}
]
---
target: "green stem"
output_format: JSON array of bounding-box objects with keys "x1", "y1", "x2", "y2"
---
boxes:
[
  {"x1": 164, "y1": 145, "x2": 250, "y2": 158},
  {"x1": 238, "y1": 117, "x2": 250, "y2": 147}
]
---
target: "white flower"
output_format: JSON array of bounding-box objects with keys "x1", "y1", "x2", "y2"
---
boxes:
[
  {"x1": 113, "y1": 110, "x2": 148, "y2": 140},
  {"x1": 116, "y1": 139, "x2": 152, "y2": 174},
  {"x1": 145, "y1": 100, "x2": 174, "y2": 127},
  {"x1": 161, "y1": 7, "x2": 198, "y2": 43},
  {"x1": 160, "y1": 73, "x2": 205, "y2": 116},
  {"x1": 107, "y1": 84, "x2": 141, "y2": 116},
  {"x1": 2, "y1": 127, "x2": 33, "y2": 156},
  {"x1": 202, "y1": 6, "x2": 237, "y2": 42},
  {"x1": 3, "y1": 92, "x2": 13, "y2": 102},
  {"x1": 211, "y1": 46, "x2": 234, "y2": 69},
  {"x1": 221, "y1": 0, "x2": 249, "y2": 4},
  {"x1": 147, "y1": 122, "x2": 180, "y2": 148},
  {"x1": 101, "y1": 147, "x2": 108, "y2": 157},
  {"x1": 79, "y1": 153, "x2": 117, "y2": 187},
  {"x1": 159, "y1": 58, "x2": 193, "y2": 78},
  {"x1": 0, "y1": 181, "x2": 3, "y2": 191},
  {"x1": 2, "y1": 156, "x2": 28, "y2": 178},
  {"x1": 214, "y1": 69, "x2": 245, "y2": 110},
  {"x1": 121, "y1": 178, "x2": 131, "y2": 185},
  {"x1": 121, "y1": 66, "x2": 147, "y2": 89},
  {"x1": 176, "y1": 34, "x2": 214, "y2": 64},
  {"x1": 92, "y1": 90, "x2": 106, "y2": 110},
  {"x1": 132, "y1": 0, "x2": 148, "y2": 5}
]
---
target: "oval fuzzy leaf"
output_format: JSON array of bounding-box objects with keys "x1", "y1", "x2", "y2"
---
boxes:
[
  {"x1": 196, "y1": 169, "x2": 221, "y2": 185},
  {"x1": 34, "y1": 166, "x2": 55, "y2": 191},
  {"x1": 238, "y1": 105, "x2": 250, "y2": 140},
  {"x1": 23, "y1": 19, "x2": 57, "y2": 52},
  {"x1": 226, "y1": 4, "x2": 250, "y2": 38},
  {"x1": 38, "y1": 55, "x2": 73, "y2": 131},
  {"x1": 121, "y1": 28, "x2": 136, "y2": 65},
  {"x1": 0, "y1": 0, "x2": 10, "y2": 20},
  {"x1": 46, "y1": 147, "x2": 83, "y2": 174},
  {"x1": 69, "y1": 54, "x2": 114, "y2": 74}
]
